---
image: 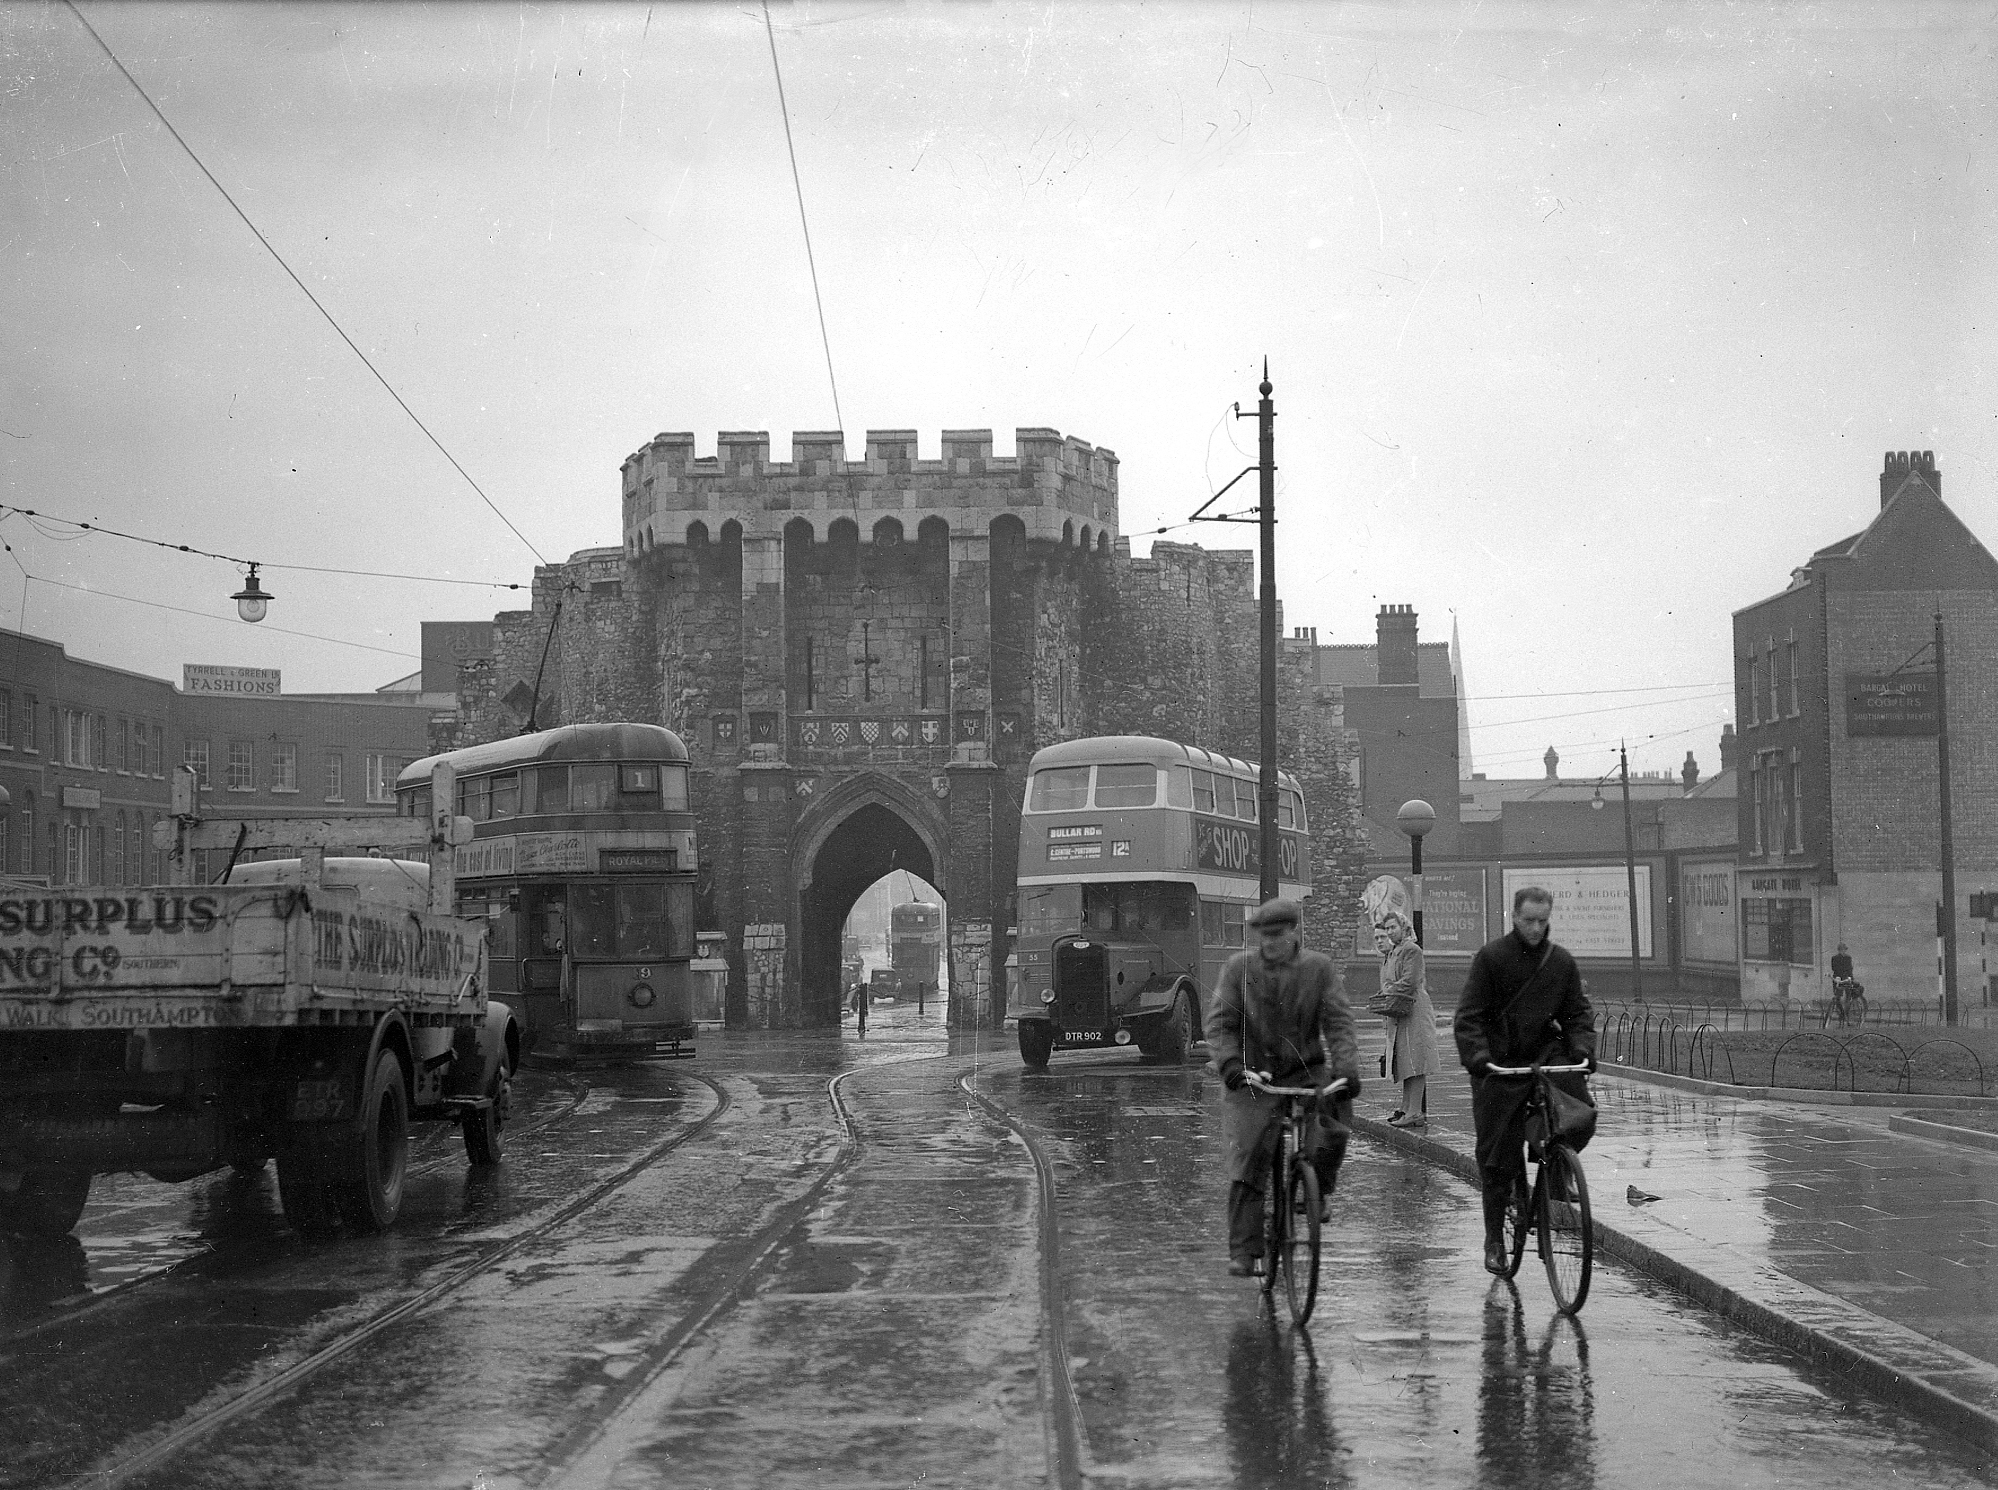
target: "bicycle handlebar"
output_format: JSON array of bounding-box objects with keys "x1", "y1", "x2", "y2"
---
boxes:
[
  {"x1": 1244, "y1": 1072, "x2": 1352, "y2": 1099},
  {"x1": 1484, "y1": 1062, "x2": 1592, "y2": 1078}
]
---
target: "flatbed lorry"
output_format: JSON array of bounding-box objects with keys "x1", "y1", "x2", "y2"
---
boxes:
[{"x1": 0, "y1": 763, "x2": 517, "y2": 1238}]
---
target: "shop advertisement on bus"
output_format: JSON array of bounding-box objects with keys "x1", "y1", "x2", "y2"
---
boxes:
[{"x1": 1191, "y1": 814, "x2": 1309, "y2": 883}]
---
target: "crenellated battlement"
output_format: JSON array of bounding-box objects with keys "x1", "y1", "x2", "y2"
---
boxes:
[{"x1": 621, "y1": 426, "x2": 1119, "y2": 553}]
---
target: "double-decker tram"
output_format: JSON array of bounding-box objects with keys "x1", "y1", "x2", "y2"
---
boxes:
[
  {"x1": 397, "y1": 723, "x2": 698, "y2": 1062},
  {"x1": 888, "y1": 900, "x2": 943, "y2": 998},
  {"x1": 1005, "y1": 735, "x2": 1313, "y2": 1069}
]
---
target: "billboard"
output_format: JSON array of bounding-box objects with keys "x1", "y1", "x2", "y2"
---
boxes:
[
  {"x1": 183, "y1": 664, "x2": 281, "y2": 697},
  {"x1": 1417, "y1": 868, "x2": 1489, "y2": 954},
  {"x1": 1502, "y1": 865, "x2": 1654, "y2": 958},
  {"x1": 1351, "y1": 867, "x2": 1488, "y2": 957},
  {"x1": 1845, "y1": 672, "x2": 1938, "y2": 736},
  {"x1": 1678, "y1": 860, "x2": 1738, "y2": 965}
]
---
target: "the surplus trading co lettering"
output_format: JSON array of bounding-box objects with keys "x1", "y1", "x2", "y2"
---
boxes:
[
  {"x1": 0, "y1": 895, "x2": 221, "y2": 989},
  {"x1": 312, "y1": 909, "x2": 470, "y2": 981}
]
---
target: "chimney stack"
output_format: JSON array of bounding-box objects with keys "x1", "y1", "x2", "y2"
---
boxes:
[
  {"x1": 1376, "y1": 604, "x2": 1419, "y2": 687},
  {"x1": 1881, "y1": 449, "x2": 1940, "y2": 507},
  {"x1": 1719, "y1": 723, "x2": 1738, "y2": 773},
  {"x1": 1682, "y1": 751, "x2": 1700, "y2": 791},
  {"x1": 1543, "y1": 745, "x2": 1560, "y2": 782}
]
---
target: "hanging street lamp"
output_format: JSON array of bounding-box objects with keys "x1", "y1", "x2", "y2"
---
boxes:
[{"x1": 232, "y1": 564, "x2": 272, "y2": 623}]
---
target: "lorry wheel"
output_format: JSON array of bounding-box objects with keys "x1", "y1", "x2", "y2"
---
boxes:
[
  {"x1": 1018, "y1": 1020, "x2": 1055, "y2": 1071},
  {"x1": 334, "y1": 1050, "x2": 409, "y2": 1233},
  {"x1": 277, "y1": 1149, "x2": 341, "y2": 1238},
  {"x1": 0, "y1": 1169, "x2": 92, "y2": 1238},
  {"x1": 461, "y1": 1059, "x2": 512, "y2": 1167}
]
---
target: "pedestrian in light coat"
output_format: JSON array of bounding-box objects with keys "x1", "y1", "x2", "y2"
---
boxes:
[
  {"x1": 1372, "y1": 910, "x2": 1440, "y2": 1126},
  {"x1": 1204, "y1": 898, "x2": 1361, "y2": 1277}
]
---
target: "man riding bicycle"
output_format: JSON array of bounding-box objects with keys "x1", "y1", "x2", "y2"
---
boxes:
[
  {"x1": 1830, "y1": 943, "x2": 1864, "y2": 1020},
  {"x1": 1205, "y1": 897, "x2": 1360, "y2": 1278},
  {"x1": 1454, "y1": 886, "x2": 1597, "y2": 1276}
]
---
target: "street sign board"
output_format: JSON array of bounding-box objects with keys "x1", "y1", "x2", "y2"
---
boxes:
[{"x1": 183, "y1": 664, "x2": 281, "y2": 697}]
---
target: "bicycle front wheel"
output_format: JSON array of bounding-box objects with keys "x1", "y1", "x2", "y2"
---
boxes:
[
  {"x1": 1260, "y1": 1141, "x2": 1285, "y2": 1299},
  {"x1": 1539, "y1": 1144, "x2": 1593, "y2": 1314},
  {"x1": 1281, "y1": 1161, "x2": 1322, "y2": 1325},
  {"x1": 1503, "y1": 1168, "x2": 1532, "y2": 1279}
]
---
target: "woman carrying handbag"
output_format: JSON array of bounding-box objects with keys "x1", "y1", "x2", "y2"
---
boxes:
[{"x1": 1362, "y1": 875, "x2": 1441, "y2": 1128}]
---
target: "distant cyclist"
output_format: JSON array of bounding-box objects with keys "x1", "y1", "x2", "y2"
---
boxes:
[
  {"x1": 1204, "y1": 898, "x2": 1361, "y2": 1278},
  {"x1": 1830, "y1": 943, "x2": 1864, "y2": 1023}
]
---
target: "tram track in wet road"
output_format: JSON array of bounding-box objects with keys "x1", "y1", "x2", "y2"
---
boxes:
[
  {"x1": 0, "y1": 1069, "x2": 599, "y2": 1344},
  {"x1": 14, "y1": 1030, "x2": 1987, "y2": 1488},
  {"x1": 0, "y1": 1060, "x2": 737, "y2": 1489}
]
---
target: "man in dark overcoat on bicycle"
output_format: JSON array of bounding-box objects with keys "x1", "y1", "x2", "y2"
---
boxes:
[
  {"x1": 1205, "y1": 898, "x2": 1361, "y2": 1277},
  {"x1": 1454, "y1": 885, "x2": 1597, "y2": 1275}
]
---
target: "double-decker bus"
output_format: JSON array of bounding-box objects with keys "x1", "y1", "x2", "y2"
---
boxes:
[
  {"x1": 396, "y1": 723, "x2": 698, "y2": 1062},
  {"x1": 1005, "y1": 735, "x2": 1313, "y2": 1069},
  {"x1": 888, "y1": 900, "x2": 943, "y2": 998}
]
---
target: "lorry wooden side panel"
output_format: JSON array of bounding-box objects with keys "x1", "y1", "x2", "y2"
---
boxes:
[{"x1": 0, "y1": 885, "x2": 486, "y2": 1032}]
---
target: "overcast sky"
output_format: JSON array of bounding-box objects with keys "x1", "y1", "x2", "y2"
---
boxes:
[{"x1": 3, "y1": 0, "x2": 1992, "y2": 780}]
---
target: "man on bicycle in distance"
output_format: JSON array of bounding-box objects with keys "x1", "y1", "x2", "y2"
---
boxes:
[
  {"x1": 1205, "y1": 897, "x2": 1361, "y2": 1277},
  {"x1": 1454, "y1": 886, "x2": 1597, "y2": 1276}
]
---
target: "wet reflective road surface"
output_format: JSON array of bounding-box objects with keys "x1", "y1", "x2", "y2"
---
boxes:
[{"x1": 0, "y1": 1002, "x2": 1990, "y2": 1488}]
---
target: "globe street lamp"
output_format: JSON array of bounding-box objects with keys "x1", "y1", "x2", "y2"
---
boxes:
[
  {"x1": 1396, "y1": 799, "x2": 1436, "y2": 946},
  {"x1": 231, "y1": 564, "x2": 272, "y2": 623}
]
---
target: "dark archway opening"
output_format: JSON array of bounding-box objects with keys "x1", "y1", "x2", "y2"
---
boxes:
[
  {"x1": 840, "y1": 870, "x2": 949, "y2": 1032},
  {"x1": 800, "y1": 803, "x2": 941, "y2": 1026}
]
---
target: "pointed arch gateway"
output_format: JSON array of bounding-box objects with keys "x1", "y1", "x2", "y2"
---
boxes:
[{"x1": 792, "y1": 772, "x2": 951, "y2": 1026}]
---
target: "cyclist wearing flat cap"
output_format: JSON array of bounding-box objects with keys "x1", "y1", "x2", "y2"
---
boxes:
[{"x1": 1204, "y1": 897, "x2": 1361, "y2": 1277}]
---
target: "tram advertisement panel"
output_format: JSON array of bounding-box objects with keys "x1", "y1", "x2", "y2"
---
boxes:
[{"x1": 1192, "y1": 815, "x2": 1310, "y2": 883}]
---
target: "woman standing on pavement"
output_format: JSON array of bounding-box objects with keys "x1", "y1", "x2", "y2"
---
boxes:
[{"x1": 1363, "y1": 876, "x2": 1440, "y2": 1128}]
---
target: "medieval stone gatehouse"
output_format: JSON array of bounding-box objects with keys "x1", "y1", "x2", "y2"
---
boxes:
[{"x1": 448, "y1": 427, "x2": 1368, "y2": 1029}]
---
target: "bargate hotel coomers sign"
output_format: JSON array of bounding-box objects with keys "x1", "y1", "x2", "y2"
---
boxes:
[{"x1": 183, "y1": 664, "x2": 282, "y2": 697}]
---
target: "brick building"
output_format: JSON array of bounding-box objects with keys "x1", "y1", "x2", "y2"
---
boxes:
[
  {"x1": 1732, "y1": 450, "x2": 1998, "y2": 1006},
  {"x1": 0, "y1": 629, "x2": 175, "y2": 886},
  {"x1": 448, "y1": 426, "x2": 1377, "y2": 1031},
  {"x1": 1301, "y1": 605, "x2": 1465, "y2": 856},
  {"x1": 0, "y1": 627, "x2": 432, "y2": 887}
]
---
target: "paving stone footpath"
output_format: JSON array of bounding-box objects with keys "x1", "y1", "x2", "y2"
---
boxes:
[{"x1": 1349, "y1": 1023, "x2": 1998, "y2": 1455}]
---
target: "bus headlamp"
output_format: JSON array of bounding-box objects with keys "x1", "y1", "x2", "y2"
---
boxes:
[
  {"x1": 628, "y1": 982, "x2": 656, "y2": 1009},
  {"x1": 1040, "y1": 988, "x2": 1057, "y2": 1004}
]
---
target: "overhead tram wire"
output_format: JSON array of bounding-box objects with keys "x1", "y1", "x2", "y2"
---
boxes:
[
  {"x1": 0, "y1": 506, "x2": 529, "y2": 592},
  {"x1": 63, "y1": 2, "x2": 550, "y2": 568},
  {"x1": 762, "y1": 0, "x2": 846, "y2": 439},
  {"x1": 12, "y1": 576, "x2": 420, "y2": 660}
]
